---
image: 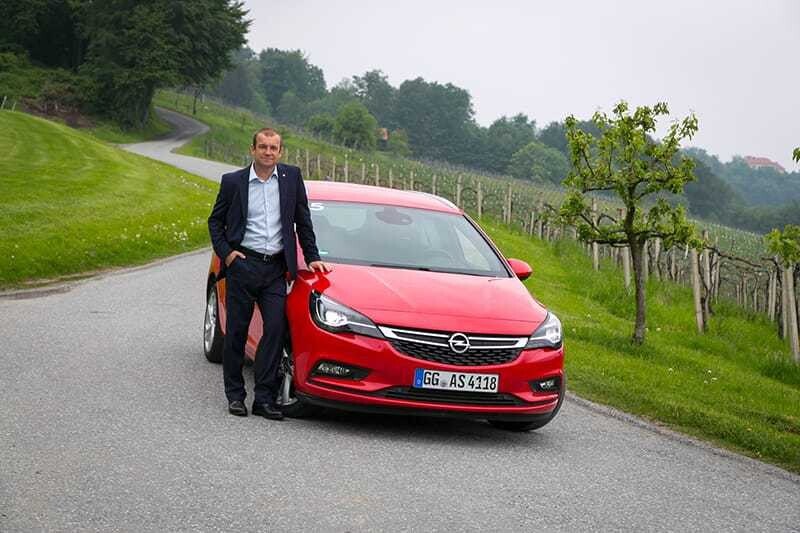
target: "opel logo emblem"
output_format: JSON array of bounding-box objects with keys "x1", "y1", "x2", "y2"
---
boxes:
[{"x1": 448, "y1": 333, "x2": 470, "y2": 354}]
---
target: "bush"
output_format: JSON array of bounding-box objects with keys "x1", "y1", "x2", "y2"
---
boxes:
[
  {"x1": 334, "y1": 101, "x2": 378, "y2": 150},
  {"x1": 305, "y1": 112, "x2": 335, "y2": 140},
  {"x1": 507, "y1": 141, "x2": 569, "y2": 185}
]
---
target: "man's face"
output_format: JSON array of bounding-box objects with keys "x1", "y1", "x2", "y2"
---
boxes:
[{"x1": 250, "y1": 133, "x2": 282, "y2": 168}]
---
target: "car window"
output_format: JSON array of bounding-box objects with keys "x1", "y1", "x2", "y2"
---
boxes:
[{"x1": 310, "y1": 201, "x2": 509, "y2": 277}]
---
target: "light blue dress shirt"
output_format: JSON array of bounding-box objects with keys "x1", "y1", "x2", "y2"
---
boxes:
[{"x1": 240, "y1": 163, "x2": 283, "y2": 254}]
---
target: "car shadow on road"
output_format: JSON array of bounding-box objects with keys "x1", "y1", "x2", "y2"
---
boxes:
[{"x1": 294, "y1": 407, "x2": 558, "y2": 449}]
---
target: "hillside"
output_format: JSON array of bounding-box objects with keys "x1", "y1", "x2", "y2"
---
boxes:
[{"x1": 0, "y1": 110, "x2": 216, "y2": 287}]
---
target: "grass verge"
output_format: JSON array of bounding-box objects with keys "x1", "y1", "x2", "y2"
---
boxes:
[
  {"x1": 486, "y1": 220, "x2": 800, "y2": 473},
  {"x1": 0, "y1": 110, "x2": 216, "y2": 288}
]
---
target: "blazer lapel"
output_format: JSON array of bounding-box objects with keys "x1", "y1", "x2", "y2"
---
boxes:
[
  {"x1": 278, "y1": 164, "x2": 291, "y2": 219},
  {"x1": 238, "y1": 166, "x2": 249, "y2": 216}
]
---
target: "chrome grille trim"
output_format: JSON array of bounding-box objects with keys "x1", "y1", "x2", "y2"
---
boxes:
[{"x1": 378, "y1": 326, "x2": 528, "y2": 350}]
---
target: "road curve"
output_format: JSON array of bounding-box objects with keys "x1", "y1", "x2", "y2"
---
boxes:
[
  {"x1": 123, "y1": 107, "x2": 238, "y2": 181},
  {"x1": 1, "y1": 110, "x2": 798, "y2": 532}
]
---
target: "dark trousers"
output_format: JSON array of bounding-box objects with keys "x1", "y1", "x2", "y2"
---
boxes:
[{"x1": 223, "y1": 255, "x2": 287, "y2": 405}]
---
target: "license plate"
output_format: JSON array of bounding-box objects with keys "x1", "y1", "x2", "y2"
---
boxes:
[{"x1": 413, "y1": 368, "x2": 499, "y2": 393}]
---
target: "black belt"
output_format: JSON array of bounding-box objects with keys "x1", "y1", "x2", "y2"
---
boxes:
[{"x1": 237, "y1": 246, "x2": 284, "y2": 262}]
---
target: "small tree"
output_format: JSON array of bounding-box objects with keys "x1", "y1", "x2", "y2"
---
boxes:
[
  {"x1": 507, "y1": 141, "x2": 569, "y2": 185},
  {"x1": 560, "y1": 102, "x2": 699, "y2": 344},
  {"x1": 387, "y1": 129, "x2": 411, "y2": 156},
  {"x1": 334, "y1": 101, "x2": 378, "y2": 150},
  {"x1": 305, "y1": 113, "x2": 336, "y2": 140}
]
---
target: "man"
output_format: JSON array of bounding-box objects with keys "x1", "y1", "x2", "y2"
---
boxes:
[{"x1": 208, "y1": 128, "x2": 329, "y2": 420}]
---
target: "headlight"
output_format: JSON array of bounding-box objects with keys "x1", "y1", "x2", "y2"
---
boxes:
[
  {"x1": 309, "y1": 292, "x2": 383, "y2": 339},
  {"x1": 525, "y1": 312, "x2": 562, "y2": 349}
]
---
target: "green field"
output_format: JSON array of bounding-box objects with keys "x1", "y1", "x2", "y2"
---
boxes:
[{"x1": 0, "y1": 110, "x2": 216, "y2": 287}]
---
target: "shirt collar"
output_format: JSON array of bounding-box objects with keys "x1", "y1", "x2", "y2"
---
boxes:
[{"x1": 249, "y1": 163, "x2": 279, "y2": 183}]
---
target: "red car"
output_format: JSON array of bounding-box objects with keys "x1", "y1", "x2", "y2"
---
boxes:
[{"x1": 203, "y1": 182, "x2": 565, "y2": 431}]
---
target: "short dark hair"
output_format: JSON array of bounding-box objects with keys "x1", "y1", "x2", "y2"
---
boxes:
[{"x1": 252, "y1": 127, "x2": 282, "y2": 149}]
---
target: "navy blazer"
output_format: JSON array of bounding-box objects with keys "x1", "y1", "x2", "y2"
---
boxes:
[{"x1": 208, "y1": 163, "x2": 321, "y2": 280}]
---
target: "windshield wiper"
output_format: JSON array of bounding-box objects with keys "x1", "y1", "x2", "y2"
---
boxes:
[{"x1": 369, "y1": 263, "x2": 432, "y2": 271}]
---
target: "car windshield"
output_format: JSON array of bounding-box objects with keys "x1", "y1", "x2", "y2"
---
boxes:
[{"x1": 308, "y1": 200, "x2": 510, "y2": 277}]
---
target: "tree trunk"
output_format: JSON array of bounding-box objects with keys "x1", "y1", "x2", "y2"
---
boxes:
[{"x1": 630, "y1": 240, "x2": 647, "y2": 344}]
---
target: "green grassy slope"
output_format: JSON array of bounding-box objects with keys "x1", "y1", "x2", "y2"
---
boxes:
[
  {"x1": 490, "y1": 221, "x2": 799, "y2": 472},
  {"x1": 0, "y1": 110, "x2": 216, "y2": 287}
]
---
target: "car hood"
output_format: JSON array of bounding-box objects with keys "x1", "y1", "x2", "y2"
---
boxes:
[{"x1": 308, "y1": 263, "x2": 547, "y2": 335}]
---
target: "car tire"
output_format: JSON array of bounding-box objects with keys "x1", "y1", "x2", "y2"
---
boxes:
[
  {"x1": 489, "y1": 375, "x2": 566, "y2": 432},
  {"x1": 276, "y1": 350, "x2": 320, "y2": 418},
  {"x1": 204, "y1": 284, "x2": 224, "y2": 364}
]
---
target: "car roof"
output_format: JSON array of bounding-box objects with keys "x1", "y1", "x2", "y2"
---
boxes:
[{"x1": 306, "y1": 181, "x2": 461, "y2": 214}]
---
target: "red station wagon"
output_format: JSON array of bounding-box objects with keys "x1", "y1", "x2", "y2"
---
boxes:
[{"x1": 203, "y1": 182, "x2": 565, "y2": 431}]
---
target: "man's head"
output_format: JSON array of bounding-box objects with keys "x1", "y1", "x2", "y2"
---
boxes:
[{"x1": 250, "y1": 128, "x2": 283, "y2": 171}]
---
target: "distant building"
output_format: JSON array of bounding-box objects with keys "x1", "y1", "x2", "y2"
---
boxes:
[{"x1": 744, "y1": 156, "x2": 785, "y2": 173}]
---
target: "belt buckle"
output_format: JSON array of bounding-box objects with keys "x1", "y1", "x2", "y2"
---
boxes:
[{"x1": 262, "y1": 252, "x2": 269, "y2": 262}]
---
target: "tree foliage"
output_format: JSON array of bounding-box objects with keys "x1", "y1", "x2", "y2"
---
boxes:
[
  {"x1": 507, "y1": 141, "x2": 569, "y2": 185},
  {"x1": 766, "y1": 225, "x2": 800, "y2": 267},
  {"x1": 560, "y1": 101, "x2": 699, "y2": 344},
  {"x1": 394, "y1": 77, "x2": 475, "y2": 162},
  {"x1": 483, "y1": 114, "x2": 537, "y2": 173},
  {"x1": 2, "y1": 0, "x2": 249, "y2": 128},
  {"x1": 209, "y1": 47, "x2": 269, "y2": 114},
  {"x1": 257, "y1": 48, "x2": 325, "y2": 108},
  {"x1": 334, "y1": 101, "x2": 378, "y2": 150},
  {"x1": 352, "y1": 69, "x2": 397, "y2": 129},
  {"x1": 387, "y1": 129, "x2": 411, "y2": 156},
  {"x1": 305, "y1": 113, "x2": 336, "y2": 140}
]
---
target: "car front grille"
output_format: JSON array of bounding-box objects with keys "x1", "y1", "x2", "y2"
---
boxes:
[
  {"x1": 381, "y1": 387, "x2": 523, "y2": 406},
  {"x1": 378, "y1": 326, "x2": 527, "y2": 367}
]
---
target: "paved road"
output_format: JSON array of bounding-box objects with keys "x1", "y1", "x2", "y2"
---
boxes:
[
  {"x1": 123, "y1": 107, "x2": 238, "y2": 181},
  {"x1": 1, "y1": 111, "x2": 798, "y2": 532}
]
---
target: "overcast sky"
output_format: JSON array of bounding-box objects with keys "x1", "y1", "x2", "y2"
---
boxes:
[{"x1": 243, "y1": 1, "x2": 799, "y2": 171}]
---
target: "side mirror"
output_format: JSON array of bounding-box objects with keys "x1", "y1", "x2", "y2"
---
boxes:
[{"x1": 507, "y1": 258, "x2": 532, "y2": 281}]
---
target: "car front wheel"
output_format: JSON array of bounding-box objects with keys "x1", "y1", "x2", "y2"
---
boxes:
[
  {"x1": 204, "y1": 284, "x2": 224, "y2": 364},
  {"x1": 276, "y1": 350, "x2": 320, "y2": 418}
]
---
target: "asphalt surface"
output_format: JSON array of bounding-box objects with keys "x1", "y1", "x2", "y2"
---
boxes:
[{"x1": 1, "y1": 110, "x2": 798, "y2": 532}]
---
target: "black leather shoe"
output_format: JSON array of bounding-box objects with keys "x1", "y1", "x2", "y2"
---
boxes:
[
  {"x1": 251, "y1": 402, "x2": 284, "y2": 420},
  {"x1": 228, "y1": 400, "x2": 247, "y2": 416}
]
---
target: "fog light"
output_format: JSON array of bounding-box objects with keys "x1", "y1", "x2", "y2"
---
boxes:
[
  {"x1": 531, "y1": 377, "x2": 561, "y2": 393},
  {"x1": 312, "y1": 360, "x2": 369, "y2": 380}
]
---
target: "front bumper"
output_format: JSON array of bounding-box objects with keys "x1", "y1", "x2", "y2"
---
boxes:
[{"x1": 289, "y1": 315, "x2": 565, "y2": 421}]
